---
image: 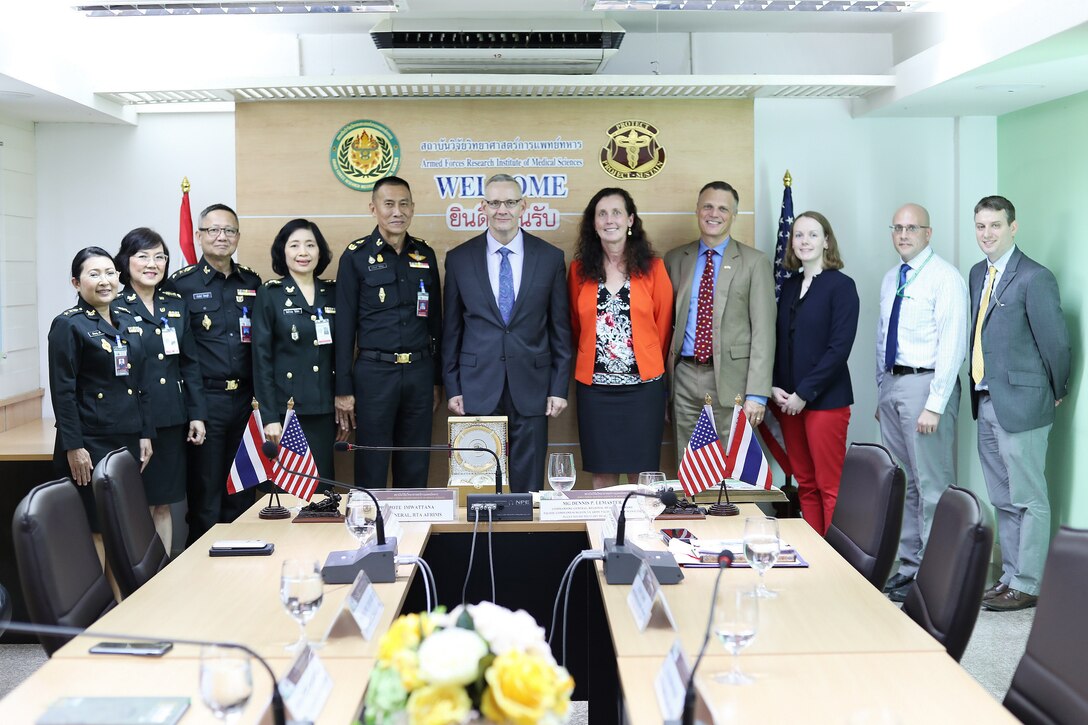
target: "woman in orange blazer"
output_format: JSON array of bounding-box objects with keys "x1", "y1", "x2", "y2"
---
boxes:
[{"x1": 569, "y1": 188, "x2": 673, "y2": 488}]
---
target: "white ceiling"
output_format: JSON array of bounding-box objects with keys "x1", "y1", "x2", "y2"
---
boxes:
[{"x1": 1, "y1": 0, "x2": 1086, "y2": 123}]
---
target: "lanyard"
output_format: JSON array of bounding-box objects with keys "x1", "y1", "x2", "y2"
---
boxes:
[{"x1": 895, "y1": 251, "x2": 933, "y2": 299}]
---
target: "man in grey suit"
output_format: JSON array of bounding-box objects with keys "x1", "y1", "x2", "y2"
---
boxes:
[
  {"x1": 969, "y1": 195, "x2": 1070, "y2": 612},
  {"x1": 443, "y1": 173, "x2": 572, "y2": 493}
]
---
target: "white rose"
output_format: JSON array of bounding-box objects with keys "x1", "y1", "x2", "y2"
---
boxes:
[
  {"x1": 417, "y1": 627, "x2": 488, "y2": 687},
  {"x1": 468, "y1": 602, "x2": 554, "y2": 662}
]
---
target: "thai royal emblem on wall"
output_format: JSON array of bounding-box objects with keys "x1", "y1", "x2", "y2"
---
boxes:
[
  {"x1": 330, "y1": 119, "x2": 402, "y2": 191},
  {"x1": 599, "y1": 120, "x2": 666, "y2": 180}
]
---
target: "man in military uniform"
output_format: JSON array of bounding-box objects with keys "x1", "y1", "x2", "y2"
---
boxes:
[
  {"x1": 164, "y1": 203, "x2": 262, "y2": 544},
  {"x1": 334, "y1": 176, "x2": 442, "y2": 488}
]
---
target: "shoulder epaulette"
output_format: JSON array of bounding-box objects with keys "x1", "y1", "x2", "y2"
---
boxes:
[
  {"x1": 62, "y1": 307, "x2": 80, "y2": 317},
  {"x1": 264, "y1": 279, "x2": 282, "y2": 287},
  {"x1": 170, "y1": 265, "x2": 196, "y2": 279},
  {"x1": 414, "y1": 237, "x2": 430, "y2": 247},
  {"x1": 161, "y1": 290, "x2": 182, "y2": 299},
  {"x1": 321, "y1": 278, "x2": 336, "y2": 285},
  {"x1": 238, "y1": 264, "x2": 257, "y2": 275},
  {"x1": 346, "y1": 237, "x2": 369, "y2": 252},
  {"x1": 114, "y1": 306, "x2": 131, "y2": 314}
]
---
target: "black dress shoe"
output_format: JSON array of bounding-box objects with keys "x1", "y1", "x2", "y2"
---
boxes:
[
  {"x1": 887, "y1": 582, "x2": 912, "y2": 603},
  {"x1": 883, "y1": 573, "x2": 914, "y2": 592},
  {"x1": 983, "y1": 589, "x2": 1038, "y2": 612},
  {"x1": 982, "y1": 582, "x2": 1009, "y2": 601}
]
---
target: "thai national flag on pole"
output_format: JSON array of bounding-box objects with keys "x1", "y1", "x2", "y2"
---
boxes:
[
  {"x1": 724, "y1": 404, "x2": 774, "y2": 490},
  {"x1": 271, "y1": 409, "x2": 319, "y2": 502},
  {"x1": 677, "y1": 405, "x2": 730, "y2": 498},
  {"x1": 226, "y1": 408, "x2": 274, "y2": 494}
]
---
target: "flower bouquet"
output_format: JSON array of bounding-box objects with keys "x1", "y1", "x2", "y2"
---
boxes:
[{"x1": 363, "y1": 601, "x2": 574, "y2": 725}]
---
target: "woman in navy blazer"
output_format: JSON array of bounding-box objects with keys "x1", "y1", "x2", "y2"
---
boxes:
[{"x1": 771, "y1": 211, "x2": 859, "y2": 534}]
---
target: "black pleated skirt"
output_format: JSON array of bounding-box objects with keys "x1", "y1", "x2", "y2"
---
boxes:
[{"x1": 576, "y1": 378, "x2": 666, "y2": 473}]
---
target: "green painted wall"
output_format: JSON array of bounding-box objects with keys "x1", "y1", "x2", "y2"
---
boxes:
[{"x1": 995, "y1": 91, "x2": 1088, "y2": 527}]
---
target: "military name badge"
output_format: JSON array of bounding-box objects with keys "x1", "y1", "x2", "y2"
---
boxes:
[
  {"x1": 330, "y1": 120, "x2": 402, "y2": 192},
  {"x1": 600, "y1": 120, "x2": 666, "y2": 180},
  {"x1": 127, "y1": 326, "x2": 143, "y2": 334},
  {"x1": 409, "y1": 260, "x2": 430, "y2": 269}
]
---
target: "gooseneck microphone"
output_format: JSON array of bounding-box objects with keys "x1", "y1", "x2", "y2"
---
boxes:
[
  {"x1": 682, "y1": 550, "x2": 735, "y2": 725},
  {"x1": 5, "y1": 620, "x2": 286, "y2": 725},
  {"x1": 333, "y1": 440, "x2": 504, "y2": 494},
  {"x1": 603, "y1": 487, "x2": 683, "y2": 585},
  {"x1": 262, "y1": 440, "x2": 397, "y2": 584}
]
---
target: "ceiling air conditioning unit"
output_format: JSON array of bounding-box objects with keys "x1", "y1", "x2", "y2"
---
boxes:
[{"x1": 370, "y1": 18, "x2": 625, "y2": 75}]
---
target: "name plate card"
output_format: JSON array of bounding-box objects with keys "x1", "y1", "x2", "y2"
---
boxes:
[
  {"x1": 379, "y1": 504, "x2": 404, "y2": 540},
  {"x1": 279, "y1": 644, "x2": 332, "y2": 723},
  {"x1": 655, "y1": 639, "x2": 692, "y2": 723},
  {"x1": 627, "y1": 561, "x2": 678, "y2": 633},
  {"x1": 539, "y1": 490, "x2": 626, "y2": 521},
  {"x1": 371, "y1": 488, "x2": 455, "y2": 522},
  {"x1": 346, "y1": 570, "x2": 384, "y2": 641}
]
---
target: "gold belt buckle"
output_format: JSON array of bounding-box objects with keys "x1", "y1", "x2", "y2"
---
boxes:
[
  {"x1": 395, "y1": 353, "x2": 412, "y2": 364},
  {"x1": 225, "y1": 379, "x2": 240, "y2": 391}
]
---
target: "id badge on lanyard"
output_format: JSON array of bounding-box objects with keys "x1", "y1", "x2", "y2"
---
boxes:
[
  {"x1": 113, "y1": 336, "x2": 130, "y2": 377},
  {"x1": 314, "y1": 309, "x2": 332, "y2": 345},
  {"x1": 240, "y1": 306, "x2": 252, "y2": 343},
  {"x1": 161, "y1": 318, "x2": 180, "y2": 355},
  {"x1": 416, "y1": 280, "x2": 430, "y2": 318}
]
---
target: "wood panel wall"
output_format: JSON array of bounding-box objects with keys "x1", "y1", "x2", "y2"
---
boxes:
[{"x1": 235, "y1": 98, "x2": 754, "y2": 488}]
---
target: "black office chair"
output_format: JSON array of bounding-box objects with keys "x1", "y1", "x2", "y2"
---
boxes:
[
  {"x1": 1004, "y1": 526, "x2": 1088, "y2": 724},
  {"x1": 901, "y1": 485, "x2": 992, "y2": 662},
  {"x1": 12, "y1": 478, "x2": 117, "y2": 655},
  {"x1": 93, "y1": 448, "x2": 170, "y2": 599},
  {"x1": 824, "y1": 442, "x2": 905, "y2": 589},
  {"x1": 0, "y1": 581, "x2": 11, "y2": 637}
]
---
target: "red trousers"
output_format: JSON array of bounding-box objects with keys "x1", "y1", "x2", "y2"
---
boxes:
[{"x1": 777, "y1": 406, "x2": 851, "y2": 535}]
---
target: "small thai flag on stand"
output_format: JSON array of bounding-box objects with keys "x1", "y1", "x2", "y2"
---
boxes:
[
  {"x1": 724, "y1": 403, "x2": 774, "y2": 490},
  {"x1": 226, "y1": 407, "x2": 274, "y2": 494}
]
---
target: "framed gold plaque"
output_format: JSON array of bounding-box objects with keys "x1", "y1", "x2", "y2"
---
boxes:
[{"x1": 447, "y1": 416, "x2": 509, "y2": 499}]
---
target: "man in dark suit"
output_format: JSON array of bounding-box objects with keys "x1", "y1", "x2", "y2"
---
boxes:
[
  {"x1": 969, "y1": 195, "x2": 1070, "y2": 612},
  {"x1": 442, "y1": 173, "x2": 572, "y2": 493}
]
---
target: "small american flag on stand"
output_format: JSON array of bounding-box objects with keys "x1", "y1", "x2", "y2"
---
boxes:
[
  {"x1": 272, "y1": 408, "x2": 319, "y2": 501},
  {"x1": 677, "y1": 403, "x2": 730, "y2": 497}
]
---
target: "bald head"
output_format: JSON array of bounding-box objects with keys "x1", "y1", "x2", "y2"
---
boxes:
[{"x1": 890, "y1": 203, "x2": 933, "y2": 263}]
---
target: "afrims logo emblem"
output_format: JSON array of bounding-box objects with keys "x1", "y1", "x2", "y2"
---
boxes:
[
  {"x1": 599, "y1": 120, "x2": 666, "y2": 180},
  {"x1": 330, "y1": 120, "x2": 401, "y2": 192}
]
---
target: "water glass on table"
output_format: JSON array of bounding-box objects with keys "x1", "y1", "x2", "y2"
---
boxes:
[
  {"x1": 345, "y1": 491, "x2": 377, "y2": 546},
  {"x1": 713, "y1": 586, "x2": 759, "y2": 685},
  {"x1": 280, "y1": 559, "x2": 324, "y2": 652},
  {"x1": 199, "y1": 645, "x2": 252, "y2": 721},
  {"x1": 635, "y1": 471, "x2": 668, "y2": 542},
  {"x1": 547, "y1": 452, "x2": 576, "y2": 498},
  {"x1": 744, "y1": 516, "x2": 781, "y2": 599}
]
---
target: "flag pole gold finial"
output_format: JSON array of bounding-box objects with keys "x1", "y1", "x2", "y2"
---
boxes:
[
  {"x1": 783, "y1": 170, "x2": 792, "y2": 188},
  {"x1": 734, "y1": 394, "x2": 743, "y2": 406},
  {"x1": 181, "y1": 176, "x2": 190, "y2": 194},
  {"x1": 287, "y1": 397, "x2": 295, "y2": 410},
  {"x1": 704, "y1": 394, "x2": 713, "y2": 406},
  {"x1": 251, "y1": 398, "x2": 259, "y2": 411}
]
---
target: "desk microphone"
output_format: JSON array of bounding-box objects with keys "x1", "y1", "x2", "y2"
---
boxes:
[
  {"x1": 333, "y1": 440, "x2": 532, "y2": 521},
  {"x1": 603, "y1": 488, "x2": 683, "y2": 585},
  {"x1": 682, "y1": 550, "x2": 735, "y2": 725},
  {"x1": 262, "y1": 440, "x2": 397, "y2": 584},
  {"x1": 4, "y1": 620, "x2": 286, "y2": 725}
]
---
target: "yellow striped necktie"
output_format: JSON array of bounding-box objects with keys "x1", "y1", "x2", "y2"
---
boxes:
[{"x1": 971, "y1": 265, "x2": 997, "y2": 384}]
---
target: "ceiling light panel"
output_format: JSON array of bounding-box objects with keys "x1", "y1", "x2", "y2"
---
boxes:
[{"x1": 75, "y1": 1, "x2": 400, "y2": 16}]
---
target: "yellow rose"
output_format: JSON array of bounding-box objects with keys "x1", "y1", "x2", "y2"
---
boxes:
[
  {"x1": 378, "y1": 613, "x2": 424, "y2": 663},
  {"x1": 391, "y1": 649, "x2": 423, "y2": 691},
  {"x1": 480, "y1": 651, "x2": 574, "y2": 725},
  {"x1": 406, "y1": 684, "x2": 471, "y2": 725}
]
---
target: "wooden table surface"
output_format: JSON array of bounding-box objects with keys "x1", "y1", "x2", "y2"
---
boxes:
[{"x1": 0, "y1": 417, "x2": 54, "y2": 461}]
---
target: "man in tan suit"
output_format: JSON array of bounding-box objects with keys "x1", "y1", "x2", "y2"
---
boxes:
[{"x1": 665, "y1": 181, "x2": 776, "y2": 457}]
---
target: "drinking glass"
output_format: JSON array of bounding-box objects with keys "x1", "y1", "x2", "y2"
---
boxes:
[
  {"x1": 199, "y1": 645, "x2": 252, "y2": 721},
  {"x1": 280, "y1": 559, "x2": 324, "y2": 652},
  {"x1": 344, "y1": 491, "x2": 377, "y2": 546},
  {"x1": 744, "y1": 516, "x2": 781, "y2": 599},
  {"x1": 547, "y1": 452, "x2": 576, "y2": 498},
  {"x1": 636, "y1": 471, "x2": 668, "y2": 542},
  {"x1": 713, "y1": 587, "x2": 759, "y2": 685}
]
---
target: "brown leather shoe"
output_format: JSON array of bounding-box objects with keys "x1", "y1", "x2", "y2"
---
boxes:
[
  {"x1": 982, "y1": 582, "x2": 1009, "y2": 601},
  {"x1": 982, "y1": 588, "x2": 1038, "y2": 612}
]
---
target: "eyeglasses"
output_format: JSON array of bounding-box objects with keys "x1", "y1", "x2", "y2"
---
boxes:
[
  {"x1": 133, "y1": 253, "x2": 168, "y2": 264},
  {"x1": 889, "y1": 225, "x2": 930, "y2": 234},
  {"x1": 199, "y1": 226, "x2": 239, "y2": 239},
  {"x1": 483, "y1": 199, "x2": 523, "y2": 210}
]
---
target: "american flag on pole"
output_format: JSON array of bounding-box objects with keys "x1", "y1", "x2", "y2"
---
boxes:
[
  {"x1": 677, "y1": 405, "x2": 730, "y2": 497},
  {"x1": 772, "y1": 171, "x2": 794, "y2": 301},
  {"x1": 724, "y1": 404, "x2": 774, "y2": 490},
  {"x1": 226, "y1": 408, "x2": 274, "y2": 494},
  {"x1": 271, "y1": 409, "x2": 319, "y2": 501}
]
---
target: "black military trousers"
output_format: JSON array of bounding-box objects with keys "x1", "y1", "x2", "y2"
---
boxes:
[
  {"x1": 353, "y1": 356, "x2": 434, "y2": 488},
  {"x1": 185, "y1": 386, "x2": 255, "y2": 545}
]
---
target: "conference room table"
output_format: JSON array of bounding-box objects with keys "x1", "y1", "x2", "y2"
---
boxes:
[{"x1": 0, "y1": 496, "x2": 1014, "y2": 723}]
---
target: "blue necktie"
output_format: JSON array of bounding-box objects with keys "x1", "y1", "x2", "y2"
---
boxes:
[
  {"x1": 884, "y1": 263, "x2": 910, "y2": 372},
  {"x1": 498, "y1": 247, "x2": 514, "y2": 325}
]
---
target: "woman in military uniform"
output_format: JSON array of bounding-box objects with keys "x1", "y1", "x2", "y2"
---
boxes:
[
  {"x1": 253, "y1": 219, "x2": 339, "y2": 479},
  {"x1": 48, "y1": 246, "x2": 155, "y2": 529},
  {"x1": 115, "y1": 228, "x2": 207, "y2": 553}
]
